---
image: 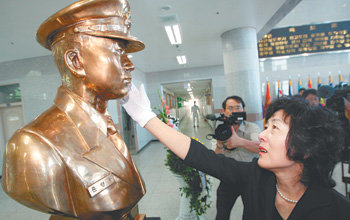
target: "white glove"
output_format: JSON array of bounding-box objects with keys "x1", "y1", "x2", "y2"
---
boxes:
[{"x1": 119, "y1": 83, "x2": 156, "y2": 127}]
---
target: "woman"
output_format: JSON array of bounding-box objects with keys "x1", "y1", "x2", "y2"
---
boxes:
[{"x1": 121, "y1": 84, "x2": 350, "y2": 219}]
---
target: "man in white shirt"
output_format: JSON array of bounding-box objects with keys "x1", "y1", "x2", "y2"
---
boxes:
[
  {"x1": 214, "y1": 95, "x2": 260, "y2": 220},
  {"x1": 191, "y1": 101, "x2": 200, "y2": 127}
]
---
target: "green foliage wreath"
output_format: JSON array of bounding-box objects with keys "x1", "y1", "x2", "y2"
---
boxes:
[
  {"x1": 154, "y1": 90, "x2": 211, "y2": 216},
  {"x1": 165, "y1": 147, "x2": 212, "y2": 216}
]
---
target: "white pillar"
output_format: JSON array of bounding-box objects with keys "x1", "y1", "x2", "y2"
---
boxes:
[{"x1": 221, "y1": 27, "x2": 263, "y2": 126}]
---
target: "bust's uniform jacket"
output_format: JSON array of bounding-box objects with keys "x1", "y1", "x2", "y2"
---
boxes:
[
  {"x1": 2, "y1": 87, "x2": 145, "y2": 219},
  {"x1": 185, "y1": 139, "x2": 350, "y2": 220}
]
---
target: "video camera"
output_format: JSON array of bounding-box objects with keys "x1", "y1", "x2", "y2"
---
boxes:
[{"x1": 206, "y1": 112, "x2": 246, "y2": 141}]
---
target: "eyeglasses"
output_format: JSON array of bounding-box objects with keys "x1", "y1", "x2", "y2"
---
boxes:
[{"x1": 226, "y1": 106, "x2": 243, "y2": 111}]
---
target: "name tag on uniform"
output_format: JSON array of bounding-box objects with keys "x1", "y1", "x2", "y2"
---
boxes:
[{"x1": 87, "y1": 174, "x2": 115, "y2": 197}]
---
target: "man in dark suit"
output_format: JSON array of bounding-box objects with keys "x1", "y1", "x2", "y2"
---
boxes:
[{"x1": 2, "y1": 0, "x2": 147, "y2": 219}]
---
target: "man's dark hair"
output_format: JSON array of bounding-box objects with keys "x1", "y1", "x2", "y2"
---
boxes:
[
  {"x1": 265, "y1": 97, "x2": 344, "y2": 187},
  {"x1": 222, "y1": 96, "x2": 245, "y2": 109},
  {"x1": 302, "y1": 89, "x2": 317, "y2": 99},
  {"x1": 298, "y1": 88, "x2": 306, "y2": 93}
]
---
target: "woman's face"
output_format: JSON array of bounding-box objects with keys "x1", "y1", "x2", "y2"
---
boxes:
[{"x1": 258, "y1": 110, "x2": 297, "y2": 171}]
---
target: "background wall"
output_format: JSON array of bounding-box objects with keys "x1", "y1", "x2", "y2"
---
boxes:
[
  {"x1": 198, "y1": 91, "x2": 215, "y2": 129},
  {"x1": 178, "y1": 107, "x2": 188, "y2": 121},
  {"x1": 260, "y1": 50, "x2": 350, "y2": 101},
  {"x1": 0, "y1": 56, "x2": 60, "y2": 123}
]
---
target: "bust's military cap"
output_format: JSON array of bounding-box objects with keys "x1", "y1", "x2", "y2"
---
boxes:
[{"x1": 36, "y1": 0, "x2": 144, "y2": 53}]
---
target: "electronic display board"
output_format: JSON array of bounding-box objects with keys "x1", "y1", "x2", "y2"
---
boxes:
[{"x1": 258, "y1": 20, "x2": 350, "y2": 58}]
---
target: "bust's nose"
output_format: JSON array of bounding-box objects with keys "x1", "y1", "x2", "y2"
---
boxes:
[{"x1": 122, "y1": 55, "x2": 135, "y2": 72}]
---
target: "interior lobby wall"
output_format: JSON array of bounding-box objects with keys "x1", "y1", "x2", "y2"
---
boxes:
[
  {"x1": 0, "y1": 55, "x2": 61, "y2": 123},
  {"x1": 260, "y1": 51, "x2": 350, "y2": 99}
]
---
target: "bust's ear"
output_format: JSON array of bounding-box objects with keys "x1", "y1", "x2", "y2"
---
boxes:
[{"x1": 64, "y1": 49, "x2": 86, "y2": 78}]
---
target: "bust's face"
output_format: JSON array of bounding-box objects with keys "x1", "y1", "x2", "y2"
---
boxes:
[{"x1": 79, "y1": 36, "x2": 134, "y2": 99}]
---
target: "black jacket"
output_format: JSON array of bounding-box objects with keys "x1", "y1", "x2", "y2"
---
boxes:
[{"x1": 184, "y1": 139, "x2": 350, "y2": 220}]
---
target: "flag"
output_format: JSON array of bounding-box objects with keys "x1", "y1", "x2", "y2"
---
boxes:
[
  {"x1": 320, "y1": 98, "x2": 325, "y2": 107},
  {"x1": 317, "y1": 76, "x2": 322, "y2": 88},
  {"x1": 339, "y1": 74, "x2": 343, "y2": 87},
  {"x1": 317, "y1": 76, "x2": 325, "y2": 106},
  {"x1": 329, "y1": 74, "x2": 333, "y2": 87},
  {"x1": 288, "y1": 79, "x2": 293, "y2": 96},
  {"x1": 308, "y1": 77, "x2": 312, "y2": 89},
  {"x1": 277, "y1": 81, "x2": 283, "y2": 98},
  {"x1": 264, "y1": 81, "x2": 271, "y2": 113},
  {"x1": 298, "y1": 78, "x2": 302, "y2": 91}
]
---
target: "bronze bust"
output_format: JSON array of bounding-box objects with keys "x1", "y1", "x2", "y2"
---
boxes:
[{"x1": 2, "y1": 0, "x2": 145, "y2": 219}]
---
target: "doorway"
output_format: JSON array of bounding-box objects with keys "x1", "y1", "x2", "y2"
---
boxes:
[{"x1": 162, "y1": 79, "x2": 214, "y2": 124}]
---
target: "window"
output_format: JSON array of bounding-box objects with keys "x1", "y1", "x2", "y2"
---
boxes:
[
  {"x1": 282, "y1": 80, "x2": 289, "y2": 95},
  {"x1": 0, "y1": 83, "x2": 21, "y2": 104},
  {"x1": 272, "y1": 59, "x2": 287, "y2": 71},
  {"x1": 259, "y1": 61, "x2": 265, "y2": 72}
]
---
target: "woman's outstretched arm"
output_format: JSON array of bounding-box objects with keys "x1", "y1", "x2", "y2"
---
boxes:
[{"x1": 145, "y1": 117, "x2": 190, "y2": 160}]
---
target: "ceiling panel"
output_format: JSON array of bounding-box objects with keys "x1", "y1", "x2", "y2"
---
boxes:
[
  {"x1": 0, "y1": 0, "x2": 286, "y2": 73},
  {"x1": 1, "y1": 0, "x2": 349, "y2": 75}
]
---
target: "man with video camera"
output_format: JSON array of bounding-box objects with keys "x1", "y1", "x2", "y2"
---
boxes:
[{"x1": 214, "y1": 96, "x2": 260, "y2": 220}]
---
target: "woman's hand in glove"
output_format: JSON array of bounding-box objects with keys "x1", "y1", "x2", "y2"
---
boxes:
[
  {"x1": 121, "y1": 83, "x2": 191, "y2": 160},
  {"x1": 119, "y1": 83, "x2": 156, "y2": 127}
]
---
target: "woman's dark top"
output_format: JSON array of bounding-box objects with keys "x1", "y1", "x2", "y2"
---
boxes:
[{"x1": 184, "y1": 139, "x2": 350, "y2": 220}]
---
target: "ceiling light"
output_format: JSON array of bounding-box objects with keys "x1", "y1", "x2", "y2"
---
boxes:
[
  {"x1": 161, "y1": 5, "x2": 172, "y2": 11},
  {"x1": 165, "y1": 24, "x2": 182, "y2": 45},
  {"x1": 182, "y1": 56, "x2": 187, "y2": 63},
  {"x1": 176, "y1": 55, "x2": 187, "y2": 64},
  {"x1": 127, "y1": 54, "x2": 133, "y2": 58}
]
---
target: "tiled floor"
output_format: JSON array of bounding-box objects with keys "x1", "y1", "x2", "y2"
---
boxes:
[{"x1": 0, "y1": 111, "x2": 347, "y2": 219}]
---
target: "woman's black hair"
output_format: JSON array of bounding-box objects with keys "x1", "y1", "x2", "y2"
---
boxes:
[{"x1": 265, "y1": 97, "x2": 344, "y2": 187}]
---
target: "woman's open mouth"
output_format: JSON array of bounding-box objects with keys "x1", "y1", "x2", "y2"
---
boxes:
[{"x1": 259, "y1": 146, "x2": 268, "y2": 155}]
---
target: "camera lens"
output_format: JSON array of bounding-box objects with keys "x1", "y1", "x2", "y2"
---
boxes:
[{"x1": 215, "y1": 124, "x2": 232, "y2": 141}]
